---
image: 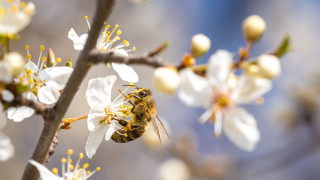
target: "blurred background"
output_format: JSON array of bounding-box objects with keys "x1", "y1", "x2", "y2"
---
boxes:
[{"x1": 1, "y1": 0, "x2": 320, "y2": 179}]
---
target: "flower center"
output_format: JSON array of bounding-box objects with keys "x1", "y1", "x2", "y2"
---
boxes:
[{"x1": 212, "y1": 93, "x2": 233, "y2": 108}]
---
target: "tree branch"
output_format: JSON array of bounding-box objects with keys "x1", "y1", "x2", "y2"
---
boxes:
[
  {"x1": 21, "y1": 0, "x2": 117, "y2": 179},
  {"x1": 89, "y1": 49, "x2": 168, "y2": 68}
]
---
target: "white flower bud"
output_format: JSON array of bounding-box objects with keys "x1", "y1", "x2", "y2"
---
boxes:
[
  {"x1": 242, "y1": 15, "x2": 266, "y2": 43},
  {"x1": 257, "y1": 54, "x2": 281, "y2": 79},
  {"x1": 153, "y1": 67, "x2": 180, "y2": 95},
  {"x1": 190, "y1": 34, "x2": 211, "y2": 58},
  {"x1": 156, "y1": 158, "x2": 190, "y2": 180},
  {"x1": 4, "y1": 52, "x2": 25, "y2": 76}
]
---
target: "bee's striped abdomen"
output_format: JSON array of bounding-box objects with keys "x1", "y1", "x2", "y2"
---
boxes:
[{"x1": 111, "y1": 128, "x2": 146, "y2": 143}]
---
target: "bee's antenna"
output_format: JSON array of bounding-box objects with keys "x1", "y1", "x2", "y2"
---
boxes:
[{"x1": 122, "y1": 84, "x2": 139, "y2": 89}]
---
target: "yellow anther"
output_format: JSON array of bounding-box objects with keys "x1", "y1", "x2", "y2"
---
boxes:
[
  {"x1": 41, "y1": 57, "x2": 46, "y2": 61},
  {"x1": 52, "y1": 168, "x2": 58, "y2": 175},
  {"x1": 132, "y1": 47, "x2": 136, "y2": 51},
  {"x1": 61, "y1": 158, "x2": 67, "y2": 163},
  {"x1": 96, "y1": 167, "x2": 101, "y2": 171},
  {"x1": 40, "y1": 45, "x2": 45, "y2": 51},
  {"x1": 77, "y1": 165, "x2": 80, "y2": 169},
  {"x1": 79, "y1": 153, "x2": 84, "y2": 159},
  {"x1": 25, "y1": 45, "x2": 29, "y2": 50},
  {"x1": 68, "y1": 149, "x2": 73, "y2": 155},
  {"x1": 7, "y1": 0, "x2": 14, "y2": 3},
  {"x1": 29, "y1": 79, "x2": 34, "y2": 84},
  {"x1": 117, "y1": 30, "x2": 122, "y2": 35},
  {"x1": 124, "y1": 133, "x2": 128, "y2": 137},
  {"x1": 106, "y1": 25, "x2": 110, "y2": 29},
  {"x1": 103, "y1": 21, "x2": 106, "y2": 25},
  {"x1": 115, "y1": 24, "x2": 119, "y2": 28},
  {"x1": 26, "y1": 54, "x2": 31, "y2": 59},
  {"x1": 129, "y1": 120, "x2": 133, "y2": 124},
  {"x1": 129, "y1": 82, "x2": 134, "y2": 88},
  {"x1": 12, "y1": 4, "x2": 19, "y2": 12},
  {"x1": 19, "y1": 77, "x2": 23, "y2": 81},
  {"x1": 87, "y1": 170, "x2": 91, "y2": 175},
  {"x1": 56, "y1": 58, "x2": 61, "y2": 63},
  {"x1": 6, "y1": 8, "x2": 11, "y2": 14},
  {"x1": 123, "y1": 40, "x2": 130, "y2": 47},
  {"x1": 83, "y1": 163, "x2": 89, "y2": 169},
  {"x1": 0, "y1": 7, "x2": 4, "y2": 17},
  {"x1": 85, "y1": 15, "x2": 88, "y2": 19},
  {"x1": 69, "y1": 164, "x2": 74, "y2": 170},
  {"x1": 69, "y1": 159, "x2": 72, "y2": 163},
  {"x1": 111, "y1": 41, "x2": 115, "y2": 44},
  {"x1": 20, "y1": 1, "x2": 26, "y2": 8},
  {"x1": 24, "y1": 8, "x2": 31, "y2": 15},
  {"x1": 115, "y1": 36, "x2": 120, "y2": 41},
  {"x1": 107, "y1": 31, "x2": 110, "y2": 35},
  {"x1": 120, "y1": 104, "x2": 124, "y2": 109}
]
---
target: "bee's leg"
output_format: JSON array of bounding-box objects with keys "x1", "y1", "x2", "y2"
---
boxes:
[{"x1": 118, "y1": 89, "x2": 135, "y2": 106}]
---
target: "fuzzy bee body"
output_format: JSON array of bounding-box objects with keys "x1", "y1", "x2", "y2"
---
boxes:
[{"x1": 111, "y1": 88, "x2": 167, "y2": 143}]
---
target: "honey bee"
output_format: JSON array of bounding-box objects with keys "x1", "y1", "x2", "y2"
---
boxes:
[{"x1": 111, "y1": 86, "x2": 169, "y2": 143}]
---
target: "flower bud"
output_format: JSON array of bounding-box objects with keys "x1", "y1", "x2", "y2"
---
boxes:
[
  {"x1": 153, "y1": 67, "x2": 180, "y2": 95},
  {"x1": 190, "y1": 34, "x2": 211, "y2": 58},
  {"x1": 242, "y1": 15, "x2": 266, "y2": 43},
  {"x1": 256, "y1": 54, "x2": 281, "y2": 79},
  {"x1": 4, "y1": 52, "x2": 25, "y2": 76},
  {"x1": 181, "y1": 54, "x2": 195, "y2": 67}
]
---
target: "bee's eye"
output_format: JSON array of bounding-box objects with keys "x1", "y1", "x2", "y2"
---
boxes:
[{"x1": 139, "y1": 91, "x2": 147, "y2": 97}]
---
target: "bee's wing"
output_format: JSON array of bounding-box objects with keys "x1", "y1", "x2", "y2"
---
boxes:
[{"x1": 147, "y1": 108, "x2": 170, "y2": 143}]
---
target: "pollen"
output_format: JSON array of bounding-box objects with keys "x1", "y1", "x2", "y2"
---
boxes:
[
  {"x1": 69, "y1": 164, "x2": 74, "y2": 170},
  {"x1": 52, "y1": 168, "x2": 58, "y2": 175},
  {"x1": 68, "y1": 149, "x2": 73, "y2": 155},
  {"x1": 79, "y1": 153, "x2": 84, "y2": 159},
  {"x1": 56, "y1": 58, "x2": 61, "y2": 63},
  {"x1": 26, "y1": 54, "x2": 31, "y2": 59},
  {"x1": 87, "y1": 170, "x2": 91, "y2": 175},
  {"x1": 96, "y1": 167, "x2": 101, "y2": 171},
  {"x1": 41, "y1": 57, "x2": 46, "y2": 61},
  {"x1": 124, "y1": 133, "x2": 128, "y2": 137},
  {"x1": 117, "y1": 30, "x2": 122, "y2": 35},
  {"x1": 40, "y1": 45, "x2": 45, "y2": 51},
  {"x1": 12, "y1": 4, "x2": 18, "y2": 12},
  {"x1": 129, "y1": 82, "x2": 134, "y2": 88},
  {"x1": 25, "y1": 45, "x2": 29, "y2": 50},
  {"x1": 123, "y1": 40, "x2": 130, "y2": 47},
  {"x1": 85, "y1": 15, "x2": 88, "y2": 19},
  {"x1": 20, "y1": 2, "x2": 26, "y2": 8},
  {"x1": 61, "y1": 158, "x2": 67, "y2": 163},
  {"x1": 132, "y1": 47, "x2": 136, "y2": 51},
  {"x1": 83, "y1": 163, "x2": 89, "y2": 169}
]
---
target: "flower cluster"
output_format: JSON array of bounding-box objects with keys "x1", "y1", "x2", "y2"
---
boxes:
[
  {"x1": 29, "y1": 149, "x2": 100, "y2": 180},
  {"x1": 151, "y1": 15, "x2": 289, "y2": 151},
  {"x1": 68, "y1": 16, "x2": 138, "y2": 83}
]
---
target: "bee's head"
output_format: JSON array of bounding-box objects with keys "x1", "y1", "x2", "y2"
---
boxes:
[{"x1": 131, "y1": 88, "x2": 152, "y2": 99}]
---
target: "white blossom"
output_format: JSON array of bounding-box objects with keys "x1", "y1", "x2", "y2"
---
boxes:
[
  {"x1": 0, "y1": 103, "x2": 14, "y2": 161},
  {"x1": 29, "y1": 150, "x2": 100, "y2": 180},
  {"x1": 0, "y1": 1, "x2": 36, "y2": 34},
  {"x1": 178, "y1": 50, "x2": 271, "y2": 151},
  {"x1": 85, "y1": 75, "x2": 129, "y2": 158},
  {"x1": 68, "y1": 21, "x2": 138, "y2": 83}
]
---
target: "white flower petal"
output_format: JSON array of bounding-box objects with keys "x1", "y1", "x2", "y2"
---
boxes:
[
  {"x1": 111, "y1": 63, "x2": 138, "y2": 83},
  {"x1": 24, "y1": 91, "x2": 37, "y2": 101},
  {"x1": 29, "y1": 160, "x2": 60, "y2": 180},
  {"x1": 86, "y1": 75, "x2": 116, "y2": 108},
  {"x1": 0, "y1": 11, "x2": 32, "y2": 34},
  {"x1": 1, "y1": 90, "x2": 14, "y2": 102},
  {"x1": 7, "y1": 106, "x2": 35, "y2": 122},
  {"x1": 37, "y1": 86, "x2": 60, "y2": 105},
  {"x1": 232, "y1": 75, "x2": 272, "y2": 104},
  {"x1": 178, "y1": 68, "x2": 211, "y2": 107},
  {"x1": 39, "y1": 66, "x2": 73, "y2": 90},
  {"x1": 214, "y1": 111, "x2": 223, "y2": 137},
  {"x1": 0, "y1": 61, "x2": 12, "y2": 83},
  {"x1": 87, "y1": 105, "x2": 106, "y2": 131},
  {"x1": 68, "y1": 28, "x2": 87, "y2": 51},
  {"x1": 198, "y1": 108, "x2": 214, "y2": 124},
  {"x1": 25, "y1": 60, "x2": 39, "y2": 72},
  {"x1": 207, "y1": 50, "x2": 233, "y2": 89},
  {"x1": 223, "y1": 107, "x2": 260, "y2": 151},
  {"x1": 105, "y1": 127, "x2": 116, "y2": 141},
  {"x1": 0, "y1": 132, "x2": 14, "y2": 161},
  {"x1": 85, "y1": 124, "x2": 110, "y2": 159}
]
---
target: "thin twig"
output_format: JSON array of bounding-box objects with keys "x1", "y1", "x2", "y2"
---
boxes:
[
  {"x1": 89, "y1": 49, "x2": 168, "y2": 68},
  {"x1": 14, "y1": 95, "x2": 48, "y2": 115}
]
